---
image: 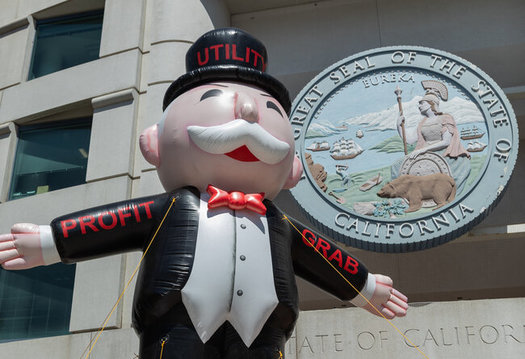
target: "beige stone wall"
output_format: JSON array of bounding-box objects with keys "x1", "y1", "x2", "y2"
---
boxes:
[
  {"x1": 286, "y1": 298, "x2": 525, "y2": 359},
  {"x1": 2, "y1": 298, "x2": 524, "y2": 358}
]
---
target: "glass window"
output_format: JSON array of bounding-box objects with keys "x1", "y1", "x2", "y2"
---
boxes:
[
  {"x1": 28, "y1": 11, "x2": 104, "y2": 80},
  {"x1": 9, "y1": 118, "x2": 92, "y2": 200},
  {"x1": 0, "y1": 263, "x2": 76, "y2": 341}
]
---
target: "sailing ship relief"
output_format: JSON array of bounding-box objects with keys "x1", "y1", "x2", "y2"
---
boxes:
[
  {"x1": 460, "y1": 126, "x2": 485, "y2": 140},
  {"x1": 330, "y1": 138, "x2": 363, "y2": 160},
  {"x1": 466, "y1": 141, "x2": 487, "y2": 152},
  {"x1": 306, "y1": 141, "x2": 330, "y2": 151}
]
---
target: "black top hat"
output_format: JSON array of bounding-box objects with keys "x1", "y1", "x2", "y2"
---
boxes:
[{"x1": 162, "y1": 28, "x2": 291, "y2": 114}]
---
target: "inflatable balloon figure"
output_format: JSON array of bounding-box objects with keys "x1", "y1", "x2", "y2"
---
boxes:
[{"x1": 0, "y1": 28, "x2": 408, "y2": 358}]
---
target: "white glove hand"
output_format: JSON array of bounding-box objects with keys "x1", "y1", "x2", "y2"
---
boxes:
[
  {"x1": 354, "y1": 274, "x2": 408, "y2": 319},
  {"x1": 0, "y1": 223, "x2": 60, "y2": 270}
]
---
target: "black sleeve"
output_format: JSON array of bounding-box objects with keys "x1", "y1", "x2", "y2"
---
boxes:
[
  {"x1": 50, "y1": 192, "x2": 174, "y2": 263},
  {"x1": 288, "y1": 215, "x2": 369, "y2": 301}
]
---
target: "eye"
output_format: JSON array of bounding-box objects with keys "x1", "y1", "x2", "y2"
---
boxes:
[
  {"x1": 200, "y1": 89, "x2": 223, "y2": 101},
  {"x1": 266, "y1": 101, "x2": 283, "y2": 117}
]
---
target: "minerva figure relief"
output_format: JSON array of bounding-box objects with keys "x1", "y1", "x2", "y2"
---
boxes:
[{"x1": 378, "y1": 80, "x2": 472, "y2": 212}]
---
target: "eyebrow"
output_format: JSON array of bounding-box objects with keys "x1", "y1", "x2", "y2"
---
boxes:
[
  {"x1": 260, "y1": 93, "x2": 272, "y2": 97},
  {"x1": 209, "y1": 83, "x2": 229, "y2": 88}
]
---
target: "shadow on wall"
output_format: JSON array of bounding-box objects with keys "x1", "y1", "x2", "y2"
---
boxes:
[{"x1": 200, "y1": 0, "x2": 231, "y2": 28}]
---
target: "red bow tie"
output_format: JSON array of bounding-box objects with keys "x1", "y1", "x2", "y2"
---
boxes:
[{"x1": 207, "y1": 185, "x2": 266, "y2": 215}]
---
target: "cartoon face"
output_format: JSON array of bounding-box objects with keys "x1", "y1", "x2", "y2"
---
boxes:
[{"x1": 140, "y1": 81, "x2": 302, "y2": 199}]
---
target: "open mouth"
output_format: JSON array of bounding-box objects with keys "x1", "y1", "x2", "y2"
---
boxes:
[{"x1": 225, "y1": 145, "x2": 260, "y2": 162}]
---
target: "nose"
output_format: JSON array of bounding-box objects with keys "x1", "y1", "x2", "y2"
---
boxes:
[{"x1": 235, "y1": 92, "x2": 258, "y2": 123}]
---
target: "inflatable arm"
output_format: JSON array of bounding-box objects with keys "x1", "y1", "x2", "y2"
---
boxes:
[
  {"x1": 287, "y1": 215, "x2": 407, "y2": 318},
  {"x1": 0, "y1": 191, "x2": 176, "y2": 269}
]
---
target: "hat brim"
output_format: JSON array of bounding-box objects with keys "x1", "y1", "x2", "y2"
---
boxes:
[{"x1": 162, "y1": 65, "x2": 291, "y2": 114}]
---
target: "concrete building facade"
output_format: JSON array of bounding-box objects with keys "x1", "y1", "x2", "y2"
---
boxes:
[{"x1": 0, "y1": 0, "x2": 523, "y2": 358}]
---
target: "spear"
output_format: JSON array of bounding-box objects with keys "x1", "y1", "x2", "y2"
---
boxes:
[{"x1": 394, "y1": 86, "x2": 408, "y2": 155}]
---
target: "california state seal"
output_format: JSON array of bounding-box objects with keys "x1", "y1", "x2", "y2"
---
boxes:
[{"x1": 289, "y1": 46, "x2": 518, "y2": 252}]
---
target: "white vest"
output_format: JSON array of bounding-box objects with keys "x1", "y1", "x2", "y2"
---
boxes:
[{"x1": 181, "y1": 193, "x2": 279, "y2": 346}]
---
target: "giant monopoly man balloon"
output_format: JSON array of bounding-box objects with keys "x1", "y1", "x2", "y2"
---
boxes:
[{"x1": 0, "y1": 28, "x2": 408, "y2": 359}]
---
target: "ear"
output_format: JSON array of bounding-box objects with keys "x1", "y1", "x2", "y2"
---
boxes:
[
  {"x1": 283, "y1": 155, "x2": 303, "y2": 189},
  {"x1": 139, "y1": 124, "x2": 160, "y2": 167}
]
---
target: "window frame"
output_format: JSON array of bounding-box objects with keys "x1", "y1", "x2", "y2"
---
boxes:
[
  {"x1": 27, "y1": 9, "x2": 104, "y2": 80},
  {"x1": 0, "y1": 262, "x2": 77, "y2": 342},
  {"x1": 8, "y1": 117, "x2": 93, "y2": 201}
]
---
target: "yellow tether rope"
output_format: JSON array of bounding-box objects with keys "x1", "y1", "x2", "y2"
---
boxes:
[
  {"x1": 282, "y1": 214, "x2": 430, "y2": 359},
  {"x1": 80, "y1": 198, "x2": 429, "y2": 359},
  {"x1": 81, "y1": 197, "x2": 177, "y2": 359}
]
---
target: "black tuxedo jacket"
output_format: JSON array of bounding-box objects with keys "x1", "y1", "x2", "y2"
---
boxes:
[{"x1": 50, "y1": 187, "x2": 368, "y2": 338}]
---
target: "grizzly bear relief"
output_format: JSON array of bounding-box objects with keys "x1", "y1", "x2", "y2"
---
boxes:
[{"x1": 377, "y1": 173, "x2": 456, "y2": 213}]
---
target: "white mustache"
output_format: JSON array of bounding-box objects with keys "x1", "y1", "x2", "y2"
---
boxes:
[{"x1": 187, "y1": 119, "x2": 290, "y2": 164}]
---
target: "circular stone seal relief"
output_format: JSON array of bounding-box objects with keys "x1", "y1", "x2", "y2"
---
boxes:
[{"x1": 289, "y1": 46, "x2": 518, "y2": 252}]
